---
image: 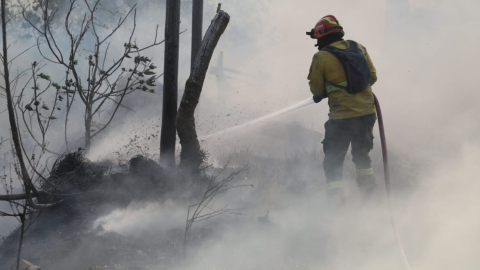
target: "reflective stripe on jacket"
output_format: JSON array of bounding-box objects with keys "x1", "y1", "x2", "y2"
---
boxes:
[{"x1": 308, "y1": 40, "x2": 377, "y2": 119}]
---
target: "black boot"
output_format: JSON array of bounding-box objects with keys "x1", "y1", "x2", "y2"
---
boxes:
[{"x1": 356, "y1": 174, "x2": 376, "y2": 199}]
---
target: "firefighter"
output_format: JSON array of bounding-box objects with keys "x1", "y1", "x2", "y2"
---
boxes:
[{"x1": 307, "y1": 15, "x2": 378, "y2": 201}]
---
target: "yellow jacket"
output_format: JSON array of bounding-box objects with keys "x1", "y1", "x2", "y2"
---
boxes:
[{"x1": 308, "y1": 40, "x2": 377, "y2": 119}]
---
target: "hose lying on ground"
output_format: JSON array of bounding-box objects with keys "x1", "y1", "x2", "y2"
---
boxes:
[{"x1": 374, "y1": 94, "x2": 413, "y2": 270}]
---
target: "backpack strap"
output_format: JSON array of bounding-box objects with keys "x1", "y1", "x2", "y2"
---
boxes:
[
  {"x1": 346, "y1": 40, "x2": 358, "y2": 50},
  {"x1": 320, "y1": 45, "x2": 336, "y2": 53},
  {"x1": 320, "y1": 45, "x2": 348, "y2": 93},
  {"x1": 321, "y1": 40, "x2": 353, "y2": 52}
]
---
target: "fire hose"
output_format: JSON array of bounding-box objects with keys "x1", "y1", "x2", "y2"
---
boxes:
[
  {"x1": 202, "y1": 94, "x2": 414, "y2": 269},
  {"x1": 374, "y1": 94, "x2": 413, "y2": 270}
]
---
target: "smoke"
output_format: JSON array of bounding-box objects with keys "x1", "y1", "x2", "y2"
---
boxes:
[
  {"x1": 92, "y1": 200, "x2": 186, "y2": 237},
  {"x1": 2, "y1": 0, "x2": 480, "y2": 269},
  {"x1": 88, "y1": 141, "x2": 480, "y2": 269}
]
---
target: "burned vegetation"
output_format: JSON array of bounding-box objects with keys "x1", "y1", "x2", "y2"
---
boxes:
[
  {"x1": 0, "y1": 150, "x2": 245, "y2": 269},
  {"x1": 0, "y1": 152, "x2": 169, "y2": 267},
  {"x1": 0, "y1": 0, "x2": 236, "y2": 269}
]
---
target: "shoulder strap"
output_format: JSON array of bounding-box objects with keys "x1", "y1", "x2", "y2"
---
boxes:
[
  {"x1": 321, "y1": 41, "x2": 353, "y2": 52},
  {"x1": 320, "y1": 44, "x2": 348, "y2": 92},
  {"x1": 320, "y1": 45, "x2": 336, "y2": 53},
  {"x1": 344, "y1": 40, "x2": 359, "y2": 52},
  {"x1": 347, "y1": 40, "x2": 358, "y2": 47}
]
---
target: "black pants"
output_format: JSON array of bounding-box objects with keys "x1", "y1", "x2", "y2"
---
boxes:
[{"x1": 322, "y1": 113, "x2": 376, "y2": 189}]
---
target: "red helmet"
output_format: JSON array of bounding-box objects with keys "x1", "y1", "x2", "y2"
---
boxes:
[{"x1": 311, "y1": 15, "x2": 344, "y2": 39}]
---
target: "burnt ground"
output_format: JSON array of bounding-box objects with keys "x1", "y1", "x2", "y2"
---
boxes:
[
  {"x1": 0, "y1": 149, "x2": 418, "y2": 270},
  {"x1": 0, "y1": 153, "x2": 198, "y2": 270}
]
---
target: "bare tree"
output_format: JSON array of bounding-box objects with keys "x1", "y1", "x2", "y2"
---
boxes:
[
  {"x1": 1, "y1": 63, "x2": 71, "y2": 205},
  {"x1": 177, "y1": 7, "x2": 230, "y2": 172},
  {"x1": 1, "y1": 0, "x2": 39, "y2": 202},
  {"x1": 0, "y1": 1, "x2": 50, "y2": 268},
  {"x1": 15, "y1": 62, "x2": 64, "y2": 157},
  {"x1": 160, "y1": 0, "x2": 181, "y2": 166},
  {"x1": 0, "y1": 1, "x2": 163, "y2": 267},
  {"x1": 22, "y1": 0, "x2": 164, "y2": 153}
]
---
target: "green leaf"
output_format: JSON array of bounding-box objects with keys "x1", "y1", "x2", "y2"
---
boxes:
[
  {"x1": 144, "y1": 70, "x2": 155, "y2": 75},
  {"x1": 146, "y1": 76, "x2": 156, "y2": 87},
  {"x1": 38, "y1": 73, "x2": 51, "y2": 81}
]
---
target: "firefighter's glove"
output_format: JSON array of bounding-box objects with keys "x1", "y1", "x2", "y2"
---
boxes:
[{"x1": 313, "y1": 95, "x2": 323, "y2": 103}]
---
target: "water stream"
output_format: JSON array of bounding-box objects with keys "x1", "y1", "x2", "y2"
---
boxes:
[{"x1": 201, "y1": 97, "x2": 315, "y2": 140}]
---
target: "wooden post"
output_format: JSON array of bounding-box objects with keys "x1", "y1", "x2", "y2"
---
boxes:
[
  {"x1": 160, "y1": 0, "x2": 181, "y2": 166},
  {"x1": 177, "y1": 8, "x2": 230, "y2": 172},
  {"x1": 191, "y1": 0, "x2": 204, "y2": 72}
]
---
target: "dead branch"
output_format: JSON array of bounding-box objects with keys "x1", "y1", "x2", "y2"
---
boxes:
[
  {"x1": 0, "y1": 193, "x2": 29, "y2": 201},
  {"x1": 177, "y1": 9, "x2": 230, "y2": 171},
  {"x1": 183, "y1": 165, "x2": 250, "y2": 251}
]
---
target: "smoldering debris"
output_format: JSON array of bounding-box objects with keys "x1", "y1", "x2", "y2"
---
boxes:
[
  {"x1": 0, "y1": 146, "x2": 257, "y2": 270},
  {"x1": 0, "y1": 152, "x2": 186, "y2": 269},
  {"x1": 2, "y1": 143, "x2": 479, "y2": 270},
  {"x1": 0, "y1": 142, "x2": 416, "y2": 270}
]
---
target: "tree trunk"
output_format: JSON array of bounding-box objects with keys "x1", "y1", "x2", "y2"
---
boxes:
[
  {"x1": 191, "y1": 0, "x2": 203, "y2": 71},
  {"x1": 177, "y1": 9, "x2": 230, "y2": 172},
  {"x1": 1, "y1": 0, "x2": 38, "y2": 197},
  {"x1": 160, "y1": 0, "x2": 181, "y2": 166}
]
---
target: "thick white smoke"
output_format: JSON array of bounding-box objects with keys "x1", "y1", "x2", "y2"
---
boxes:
[{"x1": 2, "y1": 0, "x2": 480, "y2": 269}]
